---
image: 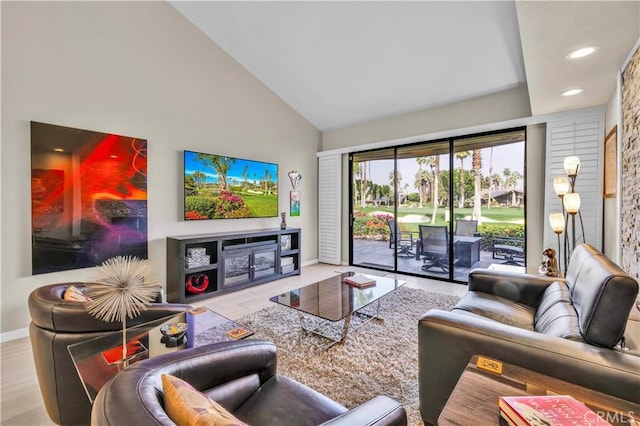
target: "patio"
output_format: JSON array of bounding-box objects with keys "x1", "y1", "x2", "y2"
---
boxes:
[{"x1": 352, "y1": 238, "x2": 523, "y2": 282}]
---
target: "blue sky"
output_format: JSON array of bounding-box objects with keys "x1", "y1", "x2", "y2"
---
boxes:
[
  {"x1": 369, "y1": 142, "x2": 525, "y2": 190},
  {"x1": 184, "y1": 151, "x2": 278, "y2": 184}
]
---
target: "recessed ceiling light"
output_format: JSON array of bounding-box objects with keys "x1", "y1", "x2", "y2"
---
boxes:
[
  {"x1": 566, "y1": 46, "x2": 598, "y2": 60},
  {"x1": 561, "y1": 89, "x2": 583, "y2": 97},
  {"x1": 53, "y1": 148, "x2": 64, "y2": 152}
]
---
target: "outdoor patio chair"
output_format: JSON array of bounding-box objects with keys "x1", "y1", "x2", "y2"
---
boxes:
[
  {"x1": 387, "y1": 218, "x2": 414, "y2": 257},
  {"x1": 455, "y1": 219, "x2": 480, "y2": 237},
  {"x1": 416, "y1": 225, "x2": 455, "y2": 272},
  {"x1": 492, "y1": 236, "x2": 525, "y2": 265}
]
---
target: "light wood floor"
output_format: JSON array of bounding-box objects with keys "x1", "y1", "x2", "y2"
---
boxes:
[{"x1": 0, "y1": 263, "x2": 467, "y2": 425}]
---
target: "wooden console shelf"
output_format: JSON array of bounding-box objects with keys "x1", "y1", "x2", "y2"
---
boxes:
[{"x1": 166, "y1": 228, "x2": 301, "y2": 303}]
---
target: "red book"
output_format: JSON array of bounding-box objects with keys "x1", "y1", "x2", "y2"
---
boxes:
[
  {"x1": 498, "y1": 395, "x2": 611, "y2": 426},
  {"x1": 101, "y1": 340, "x2": 147, "y2": 365}
]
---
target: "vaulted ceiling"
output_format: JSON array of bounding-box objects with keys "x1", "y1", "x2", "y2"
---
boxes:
[{"x1": 170, "y1": 1, "x2": 639, "y2": 132}]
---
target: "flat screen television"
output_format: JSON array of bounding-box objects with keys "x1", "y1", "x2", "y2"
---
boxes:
[{"x1": 184, "y1": 150, "x2": 278, "y2": 220}]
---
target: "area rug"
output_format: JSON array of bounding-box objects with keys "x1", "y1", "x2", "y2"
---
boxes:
[{"x1": 238, "y1": 286, "x2": 460, "y2": 426}]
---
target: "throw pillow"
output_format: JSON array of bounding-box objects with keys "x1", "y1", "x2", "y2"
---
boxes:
[
  {"x1": 161, "y1": 374, "x2": 248, "y2": 426},
  {"x1": 62, "y1": 285, "x2": 91, "y2": 302}
]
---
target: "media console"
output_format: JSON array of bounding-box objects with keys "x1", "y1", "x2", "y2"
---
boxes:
[{"x1": 166, "y1": 228, "x2": 301, "y2": 303}]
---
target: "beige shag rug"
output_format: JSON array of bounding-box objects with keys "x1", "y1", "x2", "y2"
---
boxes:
[{"x1": 238, "y1": 286, "x2": 460, "y2": 426}]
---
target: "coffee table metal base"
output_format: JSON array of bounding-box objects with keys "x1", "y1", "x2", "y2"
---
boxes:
[{"x1": 298, "y1": 299, "x2": 383, "y2": 349}]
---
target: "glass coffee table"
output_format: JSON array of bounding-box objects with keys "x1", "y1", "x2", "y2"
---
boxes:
[
  {"x1": 67, "y1": 307, "x2": 252, "y2": 402},
  {"x1": 270, "y1": 272, "x2": 405, "y2": 348}
]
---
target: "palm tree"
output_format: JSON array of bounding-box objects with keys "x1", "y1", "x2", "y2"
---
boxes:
[
  {"x1": 196, "y1": 154, "x2": 235, "y2": 191},
  {"x1": 429, "y1": 156, "x2": 440, "y2": 224},
  {"x1": 388, "y1": 170, "x2": 402, "y2": 193},
  {"x1": 502, "y1": 168, "x2": 512, "y2": 187},
  {"x1": 367, "y1": 182, "x2": 380, "y2": 206},
  {"x1": 513, "y1": 171, "x2": 523, "y2": 190},
  {"x1": 352, "y1": 162, "x2": 361, "y2": 207},
  {"x1": 490, "y1": 173, "x2": 502, "y2": 208},
  {"x1": 472, "y1": 149, "x2": 482, "y2": 221},
  {"x1": 487, "y1": 147, "x2": 494, "y2": 210},
  {"x1": 360, "y1": 161, "x2": 368, "y2": 208},
  {"x1": 415, "y1": 157, "x2": 429, "y2": 208},
  {"x1": 503, "y1": 168, "x2": 522, "y2": 206},
  {"x1": 510, "y1": 171, "x2": 523, "y2": 206},
  {"x1": 192, "y1": 171, "x2": 205, "y2": 189},
  {"x1": 264, "y1": 168, "x2": 272, "y2": 194},
  {"x1": 423, "y1": 156, "x2": 436, "y2": 203},
  {"x1": 242, "y1": 165, "x2": 250, "y2": 189},
  {"x1": 491, "y1": 174, "x2": 502, "y2": 190},
  {"x1": 455, "y1": 151, "x2": 471, "y2": 208}
]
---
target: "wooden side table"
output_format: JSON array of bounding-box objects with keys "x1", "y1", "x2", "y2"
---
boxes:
[{"x1": 438, "y1": 355, "x2": 640, "y2": 426}]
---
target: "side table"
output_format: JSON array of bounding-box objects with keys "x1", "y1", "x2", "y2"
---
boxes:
[
  {"x1": 438, "y1": 355, "x2": 640, "y2": 426},
  {"x1": 453, "y1": 236, "x2": 482, "y2": 267},
  {"x1": 68, "y1": 308, "x2": 252, "y2": 402}
]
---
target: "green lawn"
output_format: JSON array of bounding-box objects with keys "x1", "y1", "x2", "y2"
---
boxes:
[
  {"x1": 356, "y1": 204, "x2": 524, "y2": 234},
  {"x1": 242, "y1": 192, "x2": 278, "y2": 217}
]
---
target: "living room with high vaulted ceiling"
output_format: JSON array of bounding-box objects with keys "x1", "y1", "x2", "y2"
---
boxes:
[{"x1": 1, "y1": 1, "x2": 639, "y2": 426}]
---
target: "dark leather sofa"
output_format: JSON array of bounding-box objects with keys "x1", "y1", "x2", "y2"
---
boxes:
[
  {"x1": 91, "y1": 339, "x2": 407, "y2": 426},
  {"x1": 418, "y1": 244, "x2": 640, "y2": 425},
  {"x1": 28, "y1": 283, "x2": 189, "y2": 426}
]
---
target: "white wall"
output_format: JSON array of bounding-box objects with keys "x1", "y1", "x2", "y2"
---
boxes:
[
  {"x1": 1, "y1": 1, "x2": 320, "y2": 335},
  {"x1": 322, "y1": 85, "x2": 531, "y2": 150}
]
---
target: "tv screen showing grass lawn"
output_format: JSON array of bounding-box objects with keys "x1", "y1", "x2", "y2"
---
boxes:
[{"x1": 184, "y1": 150, "x2": 278, "y2": 220}]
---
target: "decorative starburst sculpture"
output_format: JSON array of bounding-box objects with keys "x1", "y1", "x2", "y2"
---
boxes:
[{"x1": 85, "y1": 256, "x2": 160, "y2": 365}]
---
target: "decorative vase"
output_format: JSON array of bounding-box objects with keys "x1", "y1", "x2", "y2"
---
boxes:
[{"x1": 280, "y1": 212, "x2": 287, "y2": 230}]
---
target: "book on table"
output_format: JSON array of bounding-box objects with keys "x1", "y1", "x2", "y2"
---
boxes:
[
  {"x1": 101, "y1": 340, "x2": 147, "y2": 365},
  {"x1": 498, "y1": 394, "x2": 612, "y2": 426},
  {"x1": 343, "y1": 274, "x2": 376, "y2": 288}
]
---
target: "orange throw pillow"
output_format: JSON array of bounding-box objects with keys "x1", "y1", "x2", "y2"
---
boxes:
[
  {"x1": 161, "y1": 374, "x2": 248, "y2": 426},
  {"x1": 62, "y1": 285, "x2": 91, "y2": 302}
]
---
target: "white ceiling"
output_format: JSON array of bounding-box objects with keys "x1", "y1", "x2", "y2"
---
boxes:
[{"x1": 170, "y1": 1, "x2": 639, "y2": 132}]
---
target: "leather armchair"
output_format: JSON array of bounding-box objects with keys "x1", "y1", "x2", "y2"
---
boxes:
[
  {"x1": 418, "y1": 244, "x2": 639, "y2": 426},
  {"x1": 91, "y1": 339, "x2": 407, "y2": 426},
  {"x1": 28, "y1": 283, "x2": 190, "y2": 426}
]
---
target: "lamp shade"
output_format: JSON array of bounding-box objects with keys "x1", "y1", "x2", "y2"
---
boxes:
[
  {"x1": 563, "y1": 192, "x2": 581, "y2": 214},
  {"x1": 553, "y1": 177, "x2": 570, "y2": 196},
  {"x1": 563, "y1": 156, "x2": 581, "y2": 177},
  {"x1": 549, "y1": 213, "x2": 565, "y2": 234}
]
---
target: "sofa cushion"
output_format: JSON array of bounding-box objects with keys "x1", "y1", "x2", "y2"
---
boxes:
[
  {"x1": 534, "y1": 281, "x2": 582, "y2": 341},
  {"x1": 564, "y1": 244, "x2": 601, "y2": 293},
  {"x1": 162, "y1": 374, "x2": 247, "y2": 426},
  {"x1": 566, "y1": 246, "x2": 639, "y2": 348},
  {"x1": 234, "y1": 376, "x2": 346, "y2": 426},
  {"x1": 453, "y1": 291, "x2": 536, "y2": 330}
]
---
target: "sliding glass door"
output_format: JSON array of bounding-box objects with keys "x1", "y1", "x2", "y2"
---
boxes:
[
  {"x1": 452, "y1": 130, "x2": 526, "y2": 281},
  {"x1": 349, "y1": 128, "x2": 526, "y2": 283},
  {"x1": 395, "y1": 141, "x2": 451, "y2": 279},
  {"x1": 350, "y1": 149, "x2": 395, "y2": 270}
]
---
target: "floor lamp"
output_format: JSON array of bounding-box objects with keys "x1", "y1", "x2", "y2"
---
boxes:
[
  {"x1": 549, "y1": 213, "x2": 564, "y2": 277},
  {"x1": 550, "y1": 155, "x2": 586, "y2": 276}
]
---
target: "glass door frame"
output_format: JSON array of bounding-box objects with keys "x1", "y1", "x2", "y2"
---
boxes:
[{"x1": 348, "y1": 126, "x2": 527, "y2": 284}]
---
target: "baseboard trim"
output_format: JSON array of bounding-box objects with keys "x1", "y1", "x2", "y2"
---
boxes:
[
  {"x1": 302, "y1": 259, "x2": 319, "y2": 267},
  {"x1": 1, "y1": 327, "x2": 29, "y2": 343}
]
